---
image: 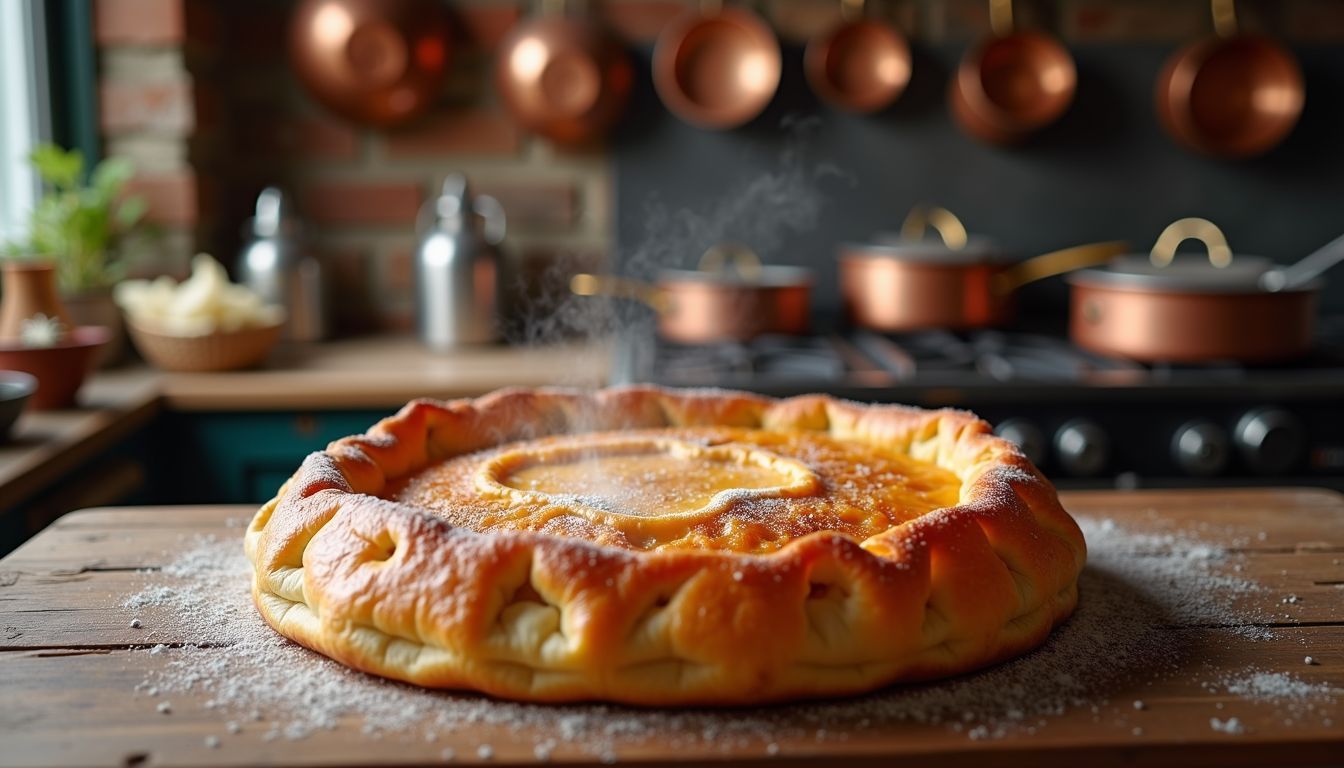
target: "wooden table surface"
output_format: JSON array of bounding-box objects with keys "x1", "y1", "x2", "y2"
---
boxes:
[{"x1": 1, "y1": 489, "x2": 1342, "y2": 767}]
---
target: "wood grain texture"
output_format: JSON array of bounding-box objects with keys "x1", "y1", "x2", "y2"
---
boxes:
[{"x1": 0, "y1": 491, "x2": 1341, "y2": 767}]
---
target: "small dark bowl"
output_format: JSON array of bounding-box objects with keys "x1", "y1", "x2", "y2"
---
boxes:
[{"x1": 0, "y1": 370, "x2": 37, "y2": 441}]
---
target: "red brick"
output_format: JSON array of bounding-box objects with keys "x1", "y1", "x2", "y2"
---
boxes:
[
  {"x1": 302, "y1": 181, "x2": 424, "y2": 226},
  {"x1": 383, "y1": 109, "x2": 521, "y2": 157},
  {"x1": 229, "y1": 4, "x2": 289, "y2": 60},
  {"x1": 766, "y1": 0, "x2": 844, "y2": 43},
  {"x1": 925, "y1": 0, "x2": 1048, "y2": 41},
  {"x1": 458, "y1": 3, "x2": 522, "y2": 49},
  {"x1": 99, "y1": 79, "x2": 194, "y2": 134},
  {"x1": 381, "y1": 246, "x2": 416, "y2": 296},
  {"x1": 236, "y1": 114, "x2": 361, "y2": 160},
  {"x1": 126, "y1": 171, "x2": 199, "y2": 226},
  {"x1": 320, "y1": 247, "x2": 380, "y2": 334},
  {"x1": 1062, "y1": 0, "x2": 1207, "y2": 42},
  {"x1": 603, "y1": 0, "x2": 685, "y2": 43},
  {"x1": 183, "y1": 0, "x2": 224, "y2": 48},
  {"x1": 94, "y1": 0, "x2": 184, "y2": 46},
  {"x1": 475, "y1": 180, "x2": 577, "y2": 231},
  {"x1": 1285, "y1": 0, "x2": 1344, "y2": 42}
]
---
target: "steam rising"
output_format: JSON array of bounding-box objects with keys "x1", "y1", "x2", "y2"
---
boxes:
[{"x1": 509, "y1": 118, "x2": 850, "y2": 371}]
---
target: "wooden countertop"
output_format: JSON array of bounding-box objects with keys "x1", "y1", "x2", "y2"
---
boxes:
[
  {"x1": 1, "y1": 489, "x2": 1341, "y2": 767},
  {"x1": 154, "y1": 337, "x2": 610, "y2": 411},
  {"x1": 0, "y1": 337, "x2": 607, "y2": 513}
]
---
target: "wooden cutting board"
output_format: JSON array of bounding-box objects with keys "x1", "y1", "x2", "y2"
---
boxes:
[{"x1": 1, "y1": 490, "x2": 1341, "y2": 767}]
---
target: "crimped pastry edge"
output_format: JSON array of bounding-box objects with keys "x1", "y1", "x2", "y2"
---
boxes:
[{"x1": 244, "y1": 385, "x2": 1086, "y2": 705}]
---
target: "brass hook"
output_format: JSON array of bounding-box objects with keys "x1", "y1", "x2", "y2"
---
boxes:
[
  {"x1": 1211, "y1": 0, "x2": 1238, "y2": 38},
  {"x1": 989, "y1": 0, "x2": 1013, "y2": 36}
]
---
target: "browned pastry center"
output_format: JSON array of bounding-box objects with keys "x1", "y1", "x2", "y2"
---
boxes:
[{"x1": 384, "y1": 426, "x2": 962, "y2": 552}]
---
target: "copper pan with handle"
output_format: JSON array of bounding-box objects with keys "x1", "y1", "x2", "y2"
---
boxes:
[
  {"x1": 950, "y1": 0, "x2": 1076, "y2": 145},
  {"x1": 1156, "y1": 0, "x2": 1304, "y2": 159},
  {"x1": 1068, "y1": 218, "x2": 1343, "y2": 363},
  {"x1": 653, "y1": 0, "x2": 781, "y2": 129},
  {"x1": 839, "y1": 206, "x2": 1128, "y2": 331},
  {"x1": 571, "y1": 244, "x2": 812, "y2": 344}
]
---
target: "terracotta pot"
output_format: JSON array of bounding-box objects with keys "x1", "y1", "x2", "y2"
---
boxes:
[
  {"x1": 0, "y1": 261, "x2": 72, "y2": 343},
  {"x1": 64, "y1": 289, "x2": 126, "y2": 367},
  {"x1": 0, "y1": 326, "x2": 110, "y2": 410}
]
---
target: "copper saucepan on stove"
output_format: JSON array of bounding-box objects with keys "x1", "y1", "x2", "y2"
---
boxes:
[
  {"x1": 839, "y1": 206, "x2": 1127, "y2": 331},
  {"x1": 1068, "y1": 218, "x2": 1344, "y2": 363},
  {"x1": 571, "y1": 244, "x2": 811, "y2": 343},
  {"x1": 653, "y1": 0, "x2": 781, "y2": 129},
  {"x1": 950, "y1": 0, "x2": 1076, "y2": 145},
  {"x1": 1156, "y1": 0, "x2": 1304, "y2": 159}
]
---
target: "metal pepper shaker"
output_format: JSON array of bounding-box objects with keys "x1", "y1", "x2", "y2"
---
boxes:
[
  {"x1": 414, "y1": 174, "x2": 507, "y2": 349},
  {"x1": 238, "y1": 186, "x2": 327, "y2": 342}
]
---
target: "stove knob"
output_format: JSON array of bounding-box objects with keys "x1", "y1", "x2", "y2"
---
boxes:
[
  {"x1": 1054, "y1": 419, "x2": 1109, "y2": 477},
  {"x1": 1234, "y1": 408, "x2": 1303, "y2": 475},
  {"x1": 994, "y1": 419, "x2": 1046, "y2": 466},
  {"x1": 1171, "y1": 420, "x2": 1229, "y2": 477}
]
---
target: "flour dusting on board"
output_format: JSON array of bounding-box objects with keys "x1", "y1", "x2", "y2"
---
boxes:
[{"x1": 122, "y1": 517, "x2": 1337, "y2": 757}]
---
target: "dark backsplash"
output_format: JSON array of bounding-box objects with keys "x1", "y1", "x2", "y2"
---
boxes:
[{"x1": 614, "y1": 43, "x2": 1344, "y2": 328}]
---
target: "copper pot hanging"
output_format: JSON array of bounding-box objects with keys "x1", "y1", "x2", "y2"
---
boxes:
[
  {"x1": 1156, "y1": 0, "x2": 1304, "y2": 159},
  {"x1": 571, "y1": 244, "x2": 811, "y2": 343},
  {"x1": 804, "y1": 0, "x2": 912, "y2": 113},
  {"x1": 653, "y1": 0, "x2": 781, "y2": 129},
  {"x1": 289, "y1": 0, "x2": 451, "y2": 127},
  {"x1": 496, "y1": 0, "x2": 634, "y2": 147},
  {"x1": 950, "y1": 0, "x2": 1076, "y2": 145}
]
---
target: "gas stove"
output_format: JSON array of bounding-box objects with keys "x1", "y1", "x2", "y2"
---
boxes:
[{"x1": 610, "y1": 321, "x2": 1344, "y2": 490}]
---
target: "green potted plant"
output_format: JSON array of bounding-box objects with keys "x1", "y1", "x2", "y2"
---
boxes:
[{"x1": 4, "y1": 144, "x2": 147, "y2": 364}]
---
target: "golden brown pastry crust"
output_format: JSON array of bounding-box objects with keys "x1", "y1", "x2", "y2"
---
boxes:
[{"x1": 245, "y1": 386, "x2": 1086, "y2": 705}]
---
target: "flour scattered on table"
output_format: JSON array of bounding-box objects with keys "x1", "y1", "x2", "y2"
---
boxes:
[{"x1": 122, "y1": 520, "x2": 1337, "y2": 755}]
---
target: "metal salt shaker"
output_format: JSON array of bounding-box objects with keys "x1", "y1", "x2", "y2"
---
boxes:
[
  {"x1": 238, "y1": 187, "x2": 327, "y2": 342},
  {"x1": 415, "y1": 174, "x2": 507, "y2": 348}
]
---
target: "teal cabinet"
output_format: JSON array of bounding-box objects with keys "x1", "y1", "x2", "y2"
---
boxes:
[{"x1": 157, "y1": 410, "x2": 394, "y2": 504}]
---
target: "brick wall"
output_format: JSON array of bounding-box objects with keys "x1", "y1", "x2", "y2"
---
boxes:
[{"x1": 94, "y1": 0, "x2": 1344, "y2": 334}]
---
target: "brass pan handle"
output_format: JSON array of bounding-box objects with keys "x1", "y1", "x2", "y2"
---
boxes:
[
  {"x1": 570, "y1": 274, "x2": 671, "y2": 313},
  {"x1": 900, "y1": 205, "x2": 969, "y2": 250},
  {"x1": 992, "y1": 240, "x2": 1131, "y2": 295},
  {"x1": 698, "y1": 242, "x2": 764, "y2": 280},
  {"x1": 1150, "y1": 217, "x2": 1233, "y2": 269}
]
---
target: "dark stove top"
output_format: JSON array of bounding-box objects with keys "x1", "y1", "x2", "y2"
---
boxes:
[
  {"x1": 622, "y1": 324, "x2": 1344, "y2": 394},
  {"x1": 613, "y1": 321, "x2": 1344, "y2": 489}
]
